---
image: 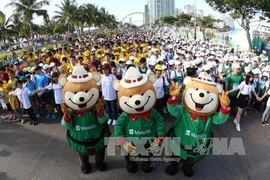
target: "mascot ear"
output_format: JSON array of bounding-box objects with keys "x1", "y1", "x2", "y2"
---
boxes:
[
  {"x1": 148, "y1": 72, "x2": 156, "y2": 83},
  {"x1": 113, "y1": 80, "x2": 120, "y2": 91},
  {"x1": 216, "y1": 83, "x2": 223, "y2": 94},
  {"x1": 183, "y1": 76, "x2": 192, "y2": 85},
  {"x1": 59, "y1": 74, "x2": 67, "y2": 86},
  {"x1": 92, "y1": 72, "x2": 101, "y2": 82}
]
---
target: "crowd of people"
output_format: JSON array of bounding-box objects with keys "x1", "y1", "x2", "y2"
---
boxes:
[{"x1": 0, "y1": 30, "x2": 269, "y2": 132}]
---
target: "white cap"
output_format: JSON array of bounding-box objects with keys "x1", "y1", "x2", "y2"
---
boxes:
[
  {"x1": 244, "y1": 57, "x2": 250, "y2": 63},
  {"x1": 129, "y1": 56, "x2": 135, "y2": 60},
  {"x1": 262, "y1": 72, "x2": 269, "y2": 78},
  {"x1": 175, "y1": 60, "x2": 182, "y2": 66},
  {"x1": 202, "y1": 65, "x2": 210, "y2": 71},
  {"x1": 223, "y1": 56, "x2": 229, "y2": 61},
  {"x1": 39, "y1": 63, "x2": 44, "y2": 67},
  {"x1": 49, "y1": 62, "x2": 55, "y2": 67},
  {"x1": 162, "y1": 65, "x2": 167, "y2": 70},
  {"x1": 168, "y1": 60, "x2": 175, "y2": 65},
  {"x1": 185, "y1": 54, "x2": 191, "y2": 58},
  {"x1": 43, "y1": 64, "x2": 50, "y2": 70},
  {"x1": 229, "y1": 56, "x2": 234, "y2": 62},
  {"x1": 119, "y1": 58, "x2": 125, "y2": 62},
  {"x1": 126, "y1": 60, "x2": 133, "y2": 65},
  {"x1": 253, "y1": 56, "x2": 259, "y2": 62},
  {"x1": 233, "y1": 63, "x2": 240, "y2": 69},
  {"x1": 252, "y1": 68, "x2": 260, "y2": 74}
]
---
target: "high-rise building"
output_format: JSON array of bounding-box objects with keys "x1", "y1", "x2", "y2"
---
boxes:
[
  {"x1": 196, "y1": 10, "x2": 204, "y2": 17},
  {"x1": 144, "y1": 5, "x2": 150, "y2": 24},
  {"x1": 213, "y1": 14, "x2": 235, "y2": 29},
  {"x1": 147, "y1": 0, "x2": 175, "y2": 22},
  {"x1": 175, "y1": 8, "x2": 182, "y2": 16},
  {"x1": 184, "y1": 5, "x2": 195, "y2": 15}
]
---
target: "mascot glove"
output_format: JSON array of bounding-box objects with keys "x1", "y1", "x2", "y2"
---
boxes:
[
  {"x1": 61, "y1": 104, "x2": 71, "y2": 116},
  {"x1": 123, "y1": 142, "x2": 136, "y2": 154},
  {"x1": 169, "y1": 81, "x2": 181, "y2": 97},
  {"x1": 219, "y1": 91, "x2": 230, "y2": 107},
  {"x1": 63, "y1": 114, "x2": 72, "y2": 123},
  {"x1": 151, "y1": 138, "x2": 161, "y2": 148},
  {"x1": 96, "y1": 96, "x2": 105, "y2": 112}
]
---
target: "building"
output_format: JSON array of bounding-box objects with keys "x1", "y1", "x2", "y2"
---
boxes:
[
  {"x1": 196, "y1": 9, "x2": 204, "y2": 17},
  {"x1": 184, "y1": 5, "x2": 195, "y2": 15},
  {"x1": 144, "y1": 4, "x2": 150, "y2": 24},
  {"x1": 213, "y1": 14, "x2": 235, "y2": 29},
  {"x1": 147, "y1": 0, "x2": 175, "y2": 22},
  {"x1": 175, "y1": 8, "x2": 182, "y2": 16},
  {"x1": 184, "y1": 5, "x2": 204, "y2": 17}
]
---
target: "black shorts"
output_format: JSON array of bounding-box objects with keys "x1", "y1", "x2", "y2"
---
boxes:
[
  {"x1": 41, "y1": 91, "x2": 55, "y2": 105},
  {"x1": 237, "y1": 94, "x2": 249, "y2": 109},
  {"x1": 229, "y1": 96, "x2": 237, "y2": 107}
]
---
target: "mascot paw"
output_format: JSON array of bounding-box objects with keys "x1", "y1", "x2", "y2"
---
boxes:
[
  {"x1": 165, "y1": 164, "x2": 178, "y2": 176},
  {"x1": 141, "y1": 161, "x2": 153, "y2": 173},
  {"x1": 126, "y1": 162, "x2": 138, "y2": 173},
  {"x1": 81, "y1": 164, "x2": 92, "y2": 174},
  {"x1": 182, "y1": 165, "x2": 194, "y2": 177},
  {"x1": 95, "y1": 162, "x2": 107, "y2": 171}
]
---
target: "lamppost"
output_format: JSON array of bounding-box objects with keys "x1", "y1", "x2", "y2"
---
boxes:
[{"x1": 193, "y1": 0, "x2": 197, "y2": 40}]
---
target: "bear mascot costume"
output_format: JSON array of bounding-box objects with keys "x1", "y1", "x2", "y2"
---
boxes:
[
  {"x1": 165, "y1": 72, "x2": 231, "y2": 177},
  {"x1": 113, "y1": 67, "x2": 166, "y2": 173},
  {"x1": 59, "y1": 65, "x2": 111, "y2": 174}
]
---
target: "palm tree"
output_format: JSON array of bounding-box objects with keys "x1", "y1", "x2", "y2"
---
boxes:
[
  {"x1": 81, "y1": 3, "x2": 99, "y2": 32},
  {"x1": 53, "y1": 0, "x2": 80, "y2": 37},
  {"x1": 10, "y1": 13, "x2": 23, "y2": 48},
  {"x1": 0, "y1": 12, "x2": 17, "y2": 49},
  {"x1": 6, "y1": 0, "x2": 49, "y2": 51}
]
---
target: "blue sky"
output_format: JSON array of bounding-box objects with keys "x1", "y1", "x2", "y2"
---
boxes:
[{"x1": 0, "y1": 0, "x2": 222, "y2": 25}]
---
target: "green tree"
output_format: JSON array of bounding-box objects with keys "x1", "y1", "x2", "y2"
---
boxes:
[
  {"x1": 205, "y1": 0, "x2": 269, "y2": 50},
  {"x1": 53, "y1": 0, "x2": 80, "y2": 36},
  {"x1": 160, "y1": 16, "x2": 177, "y2": 25},
  {"x1": 6, "y1": 0, "x2": 49, "y2": 51},
  {"x1": 0, "y1": 12, "x2": 17, "y2": 48},
  {"x1": 196, "y1": 15, "x2": 221, "y2": 40},
  {"x1": 174, "y1": 13, "x2": 193, "y2": 39}
]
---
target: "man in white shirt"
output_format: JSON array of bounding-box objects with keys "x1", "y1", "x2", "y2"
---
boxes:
[{"x1": 10, "y1": 80, "x2": 38, "y2": 125}]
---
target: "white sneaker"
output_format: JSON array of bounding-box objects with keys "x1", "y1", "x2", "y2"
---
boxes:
[
  {"x1": 112, "y1": 120, "x2": 117, "y2": 126},
  {"x1": 107, "y1": 119, "x2": 112, "y2": 125},
  {"x1": 21, "y1": 119, "x2": 25, "y2": 124},
  {"x1": 236, "y1": 124, "x2": 241, "y2": 132}
]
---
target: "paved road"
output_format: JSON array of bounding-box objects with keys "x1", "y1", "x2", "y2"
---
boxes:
[{"x1": 0, "y1": 111, "x2": 270, "y2": 180}]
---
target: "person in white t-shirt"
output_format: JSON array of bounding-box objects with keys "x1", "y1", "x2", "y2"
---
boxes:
[
  {"x1": 10, "y1": 80, "x2": 38, "y2": 125},
  {"x1": 98, "y1": 63, "x2": 118, "y2": 126},
  {"x1": 153, "y1": 64, "x2": 169, "y2": 116},
  {"x1": 43, "y1": 72, "x2": 64, "y2": 116},
  {"x1": 227, "y1": 72, "x2": 259, "y2": 132}
]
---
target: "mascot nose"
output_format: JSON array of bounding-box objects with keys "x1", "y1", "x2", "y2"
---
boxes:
[
  {"x1": 79, "y1": 97, "x2": 85, "y2": 102},
  {"x1": 135, "y1": 100, "x2": 141, "y2": 105},
  {"x1": 199, "y1": 93, "x2": 205, "y2": 98}
]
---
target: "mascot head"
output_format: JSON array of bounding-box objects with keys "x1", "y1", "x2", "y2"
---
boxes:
[
  {"x1": 59, "y1": 65, "x2": 101, "y2": 111},
  {"x1": 113, "y1": 67, "x2": 156, "y2": 114},
  {"x1": 183, "y1": 72, "x2": 222, "y2": 116}
]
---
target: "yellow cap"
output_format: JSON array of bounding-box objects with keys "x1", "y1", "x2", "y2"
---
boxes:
[{"x1": 155, "y1": 64, "x2": 162, "y2": 71}]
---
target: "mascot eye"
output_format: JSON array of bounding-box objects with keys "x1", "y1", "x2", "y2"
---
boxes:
[
  {"x1": 129, "y1": 95, "x2": 132, "y2": 98},
  {"x1": 195, "y1": 88, "x2": 199, "y2": 91},
  {"x1": 207, "y1": 91, "x2": 210, "y2": 94},
  {"x1": 141, "y1": 93, "x2": 144, "y2": 96},
  {"x1": 74, "y1": 91, "x2": 77, "y2": 94},
  {"x1": 85, "y1": 90, "x2": 88, "y2": 93}
]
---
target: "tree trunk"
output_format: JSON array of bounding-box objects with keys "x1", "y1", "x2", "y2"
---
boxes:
[
  {"x1": 16, "y1": 36, "x2": 20, "y2": 49},
  {"x1": 245, "y1": 29, "x2": 252, "y2": 51},
  {"x1": 29, "y1": 22, "x2": 35, "y2": 52},
  {"x1": 202, "y1": 29, "x2": 206, "y2": 41},
  {"x1": 67, "y1": 24, "x2": 70, "y2": 38}
]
